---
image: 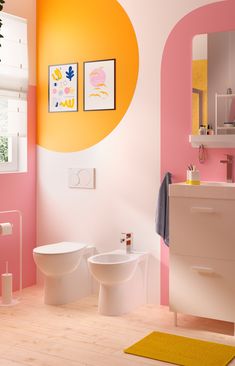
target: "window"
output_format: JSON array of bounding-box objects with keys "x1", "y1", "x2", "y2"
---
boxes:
[
  {"x1": 0, "y1": 12, "x2": 28, "y2": 173},
  {"x1": 0, "y1": 91, "x2": 27, "y2": 172}
]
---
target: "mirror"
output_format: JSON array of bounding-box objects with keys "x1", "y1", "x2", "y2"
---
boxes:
[{"x1": 192, "y1": 31, "x2": 235, "y2": 136}]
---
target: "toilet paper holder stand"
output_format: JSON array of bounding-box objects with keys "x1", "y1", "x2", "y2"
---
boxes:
[{"x1": 0, "y1": 210, "x2": 22, "y2": 306}]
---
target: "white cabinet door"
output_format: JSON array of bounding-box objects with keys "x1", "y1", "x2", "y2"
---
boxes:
[
  {"x1": 170, "y1": 254, "x2": 235, "y2": 322},
  {"x1": 169, "y1": 196, "x2": 235, "y2": 260}
]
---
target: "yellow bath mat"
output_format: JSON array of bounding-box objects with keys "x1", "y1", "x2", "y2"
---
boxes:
[{"x1": 124, "y1": 331, "x2": 235, "y2": 366}]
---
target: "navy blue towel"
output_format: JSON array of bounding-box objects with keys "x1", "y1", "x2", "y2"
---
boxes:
[{"x1": 156, "y1": 172, "x2": 172, "y2": 246}]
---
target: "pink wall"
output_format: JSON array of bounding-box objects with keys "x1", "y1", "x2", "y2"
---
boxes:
[
  {"x1": 0, "y1": 87, "x2": 36, "y2": 290},
  {"x1": 0, "y1": 1, "x2": 36, "y2": 291},
  {"x1": 161, "y1": 0, "x2": 235, "y2": 305}
]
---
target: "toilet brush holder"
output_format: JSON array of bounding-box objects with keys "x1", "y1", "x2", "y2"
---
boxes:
[
  {"x1": 0, "y1": 262, "x2": 19, "y2": 306},
  {"x1": 0, "y1": 209, "x2": 23, "y2": 306}
]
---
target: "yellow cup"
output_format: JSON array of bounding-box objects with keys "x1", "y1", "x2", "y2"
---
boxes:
[{"x1": 186, "y1": 170, "x2": 200, "y2": 185}]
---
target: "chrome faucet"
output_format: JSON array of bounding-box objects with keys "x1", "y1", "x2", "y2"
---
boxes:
[
  {"x1": 220, "y1": 154, "x2": 233, "y2": 183},
  {"x1": 120, "y1": 233, "x2": 133, "y2": 253}
]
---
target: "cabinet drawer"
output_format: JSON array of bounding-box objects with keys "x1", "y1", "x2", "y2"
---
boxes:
[
  {"x1": 169, "y1": 254, "x2": 235, "y2": 322},
  {"x1": 169, "y1": 197, "x2": 235, "y2": 260}
]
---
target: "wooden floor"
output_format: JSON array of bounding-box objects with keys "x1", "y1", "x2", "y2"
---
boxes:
[{"x1": 0, "y1": 286, "x2": 235, "y2": 366}]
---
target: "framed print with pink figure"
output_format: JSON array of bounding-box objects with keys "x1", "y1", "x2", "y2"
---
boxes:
[{"x1": 83, "y1": 59, "x2": 116, "y2": 111}]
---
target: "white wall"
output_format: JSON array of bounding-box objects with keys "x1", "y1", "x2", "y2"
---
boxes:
[{"x1": 37, "y1": 0, "x2": 220, "y2": 304}]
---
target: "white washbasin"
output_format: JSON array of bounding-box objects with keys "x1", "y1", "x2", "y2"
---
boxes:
[
  {"x1": 200, "y1": 181, "x2": 235, "y2": 187},
  {"x1": 169, "y1": 181, "x2": 235, "y2": 199}
]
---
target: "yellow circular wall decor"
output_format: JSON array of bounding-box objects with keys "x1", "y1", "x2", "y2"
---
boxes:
[{"x1": 37, "y1": 0, "x2": 139, "y2": 152}]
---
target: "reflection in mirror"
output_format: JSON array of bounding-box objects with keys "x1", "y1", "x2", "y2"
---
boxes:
[{"x1": 192, "y1": 31, "x2": 235, "y2": 136}]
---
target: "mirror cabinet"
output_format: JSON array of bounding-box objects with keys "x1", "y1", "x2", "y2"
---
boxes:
[{"x1": 190, "y1": 31, "x2": 235, "y2": 147}]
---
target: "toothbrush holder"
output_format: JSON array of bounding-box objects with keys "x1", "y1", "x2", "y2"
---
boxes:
[{"x1": 186, "y1": 170, "x2": 200, "y2": 185}]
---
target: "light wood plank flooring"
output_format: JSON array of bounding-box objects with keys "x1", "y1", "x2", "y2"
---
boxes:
[{"x1": 0, "y1": 286, "x2": 234, "y2": 366}]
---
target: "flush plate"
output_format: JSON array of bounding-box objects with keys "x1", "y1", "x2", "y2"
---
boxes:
[{"x1": 68, "y1": 168, "x2": 95, "y2": 189}]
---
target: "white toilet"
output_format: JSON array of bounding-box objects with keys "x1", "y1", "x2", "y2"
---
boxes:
[
  {"x1": 33, "y1": 241, "x2": 88, "y2": 305},
  {"x1": 88, "y1": 249, "x2": 148, "y2": 316}
]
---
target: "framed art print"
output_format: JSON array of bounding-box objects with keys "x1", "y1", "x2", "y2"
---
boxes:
[
  {"x1": 83, "y1": 59, "x2": 116, "y2": 111},
  {"x1": 49, "y1": 63, "x2": 78, "y2": 112}
]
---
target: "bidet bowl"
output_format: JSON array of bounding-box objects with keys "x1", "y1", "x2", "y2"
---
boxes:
[
  {"x1": 88, "y1": 252, "x2": 138, "y2": 286},
  {"x1": 33, "y1": 242, "x2": 86, "y2": 278}
]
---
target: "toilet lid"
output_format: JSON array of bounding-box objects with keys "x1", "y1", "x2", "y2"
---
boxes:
[{"x1": 33, "y1": 242, "x2": 86, "y2": 255}]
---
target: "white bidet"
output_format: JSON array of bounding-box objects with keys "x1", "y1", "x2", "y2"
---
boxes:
[{"x1": 88, "y1": 251, "x2": 146, "y2": 315}]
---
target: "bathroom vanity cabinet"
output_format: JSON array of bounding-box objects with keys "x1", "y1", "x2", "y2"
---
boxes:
[{"x1": 169, "y1": 182, "x2": 235, "y2": 323}]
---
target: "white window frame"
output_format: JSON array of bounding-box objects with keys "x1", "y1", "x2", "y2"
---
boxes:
[
  {"x1": 0, "y1": 133, "x2": 18, "y2": 172},
  {"x1": 0, "y1": 12, "x2": 28, "y2": 174}
]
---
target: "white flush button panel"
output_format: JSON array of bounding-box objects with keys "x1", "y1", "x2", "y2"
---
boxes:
[{"x1": 68, "y1": 168, "x2": 95, "y2": 189}]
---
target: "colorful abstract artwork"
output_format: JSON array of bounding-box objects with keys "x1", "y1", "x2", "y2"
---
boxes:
[
  {"x1": 49, "y1": 63, "x2": 78, "y2": 112},
  {"x1": 83, "y1": 59, "x2": 116, "y2": 111}
]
